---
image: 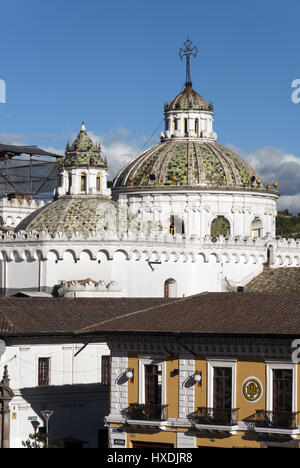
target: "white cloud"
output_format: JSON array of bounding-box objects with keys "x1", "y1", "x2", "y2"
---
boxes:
[
  {"x1": 277, "y1": 194, "x2": 300, "y2": 214},
  {"x1": 40, "y1": 146, "x2": 65, "y2": 156},
  {"x1": 0, "y1": 133, "x2": 55, "y2": 145},
  {"x1": 88, "y1": 128, "x2": 141, "y2": 180},
  {"x1": 226, "y1": 144, "x2": 300, "y2": 214}
]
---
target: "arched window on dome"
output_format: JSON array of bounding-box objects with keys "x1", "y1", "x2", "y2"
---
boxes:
[
  {"x1": 169, "y1": 215, "x2": 185, "y2": 236},
  {"x1": 80, "y1": 173, "x2": 87, "y2": 193},
  {"x1": 96, "y1": 173, "x2": 101, "y2": 192},
  {"x1": 251, "y1": 217, "x2": 263, "y2": 239},
  {"x1": 195, "y1": 118, "x2": 199, "y2": 135},
  {"x1": 211, "y1": 216, "x2": 230, "y2": 238},
  {"x1": 164, "y1": 279, "x2": 177, "y2": 298}
]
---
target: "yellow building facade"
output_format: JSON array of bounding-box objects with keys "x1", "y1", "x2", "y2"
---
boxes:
[{"x1": 105, "y1": 334, "x2": 300, "y2": 449}]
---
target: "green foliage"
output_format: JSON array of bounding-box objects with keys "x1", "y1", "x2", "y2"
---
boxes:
[
  {"x1": 276, "y1": 212, "x2": 300, "y2": 238},
  {"x1": 22, "y1": 432, "x2": 63, "y2": 449}
]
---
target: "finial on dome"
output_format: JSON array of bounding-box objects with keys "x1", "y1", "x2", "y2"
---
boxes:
[
  {"x1": 81, "y1": 121, "x2": 86, "y2": 132},
  {"x1": 179, "y1": 38, "x2": 198, "y2": 87}
]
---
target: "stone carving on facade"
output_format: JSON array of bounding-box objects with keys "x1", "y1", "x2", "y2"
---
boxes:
[{"x1": 0, "y1": 366, "x2": 14, "y2": 449}]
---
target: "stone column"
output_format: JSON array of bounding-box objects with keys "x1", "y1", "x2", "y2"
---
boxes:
[{"x1": 0, "y1": 366, "x2": 14, "y2": 449}]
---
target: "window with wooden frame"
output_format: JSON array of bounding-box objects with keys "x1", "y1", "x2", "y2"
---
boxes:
[
  {"x1": 207, "y1": 361, "x2": 236, "y2": 410},
  {"x1": 213, "y1": 367, "x2": 232, "y2": 409},
  {"x1": 145, "y1": 364, "x2": 162, "y2": 406},
  {"x1": 38, "y1": 358, "x2": 50, "y2": 386},
  {"x1": 101, "y1": 356, "x2": 111, "y2": 385},
  {"x1": 272, "y1": 369, "x2": 293, "y2": 412}
]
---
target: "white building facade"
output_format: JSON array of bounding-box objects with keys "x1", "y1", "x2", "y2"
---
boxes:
[
  {"x1": 0, "y1": 77, "x2": 295, "y2": 299},
  {"x1": 0, "y1": 337, "x2": 110, "y2": 448}
]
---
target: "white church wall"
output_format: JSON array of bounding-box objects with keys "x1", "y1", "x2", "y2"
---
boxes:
[
  {"x1": 0, "y1": 340, "x2": 110, "y2": 448},
  {"x1": 1, "y1": 233, "x2": 300, "y2": 297}
]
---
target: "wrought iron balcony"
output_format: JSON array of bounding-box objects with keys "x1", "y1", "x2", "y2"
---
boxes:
[
  {"x1": 244, "y1": 410, "x2": 300, "y2": 431},
  {"x1": 125, "y1": 403, "x2": 168, "y2": 421},
  {"x1": 189, "y1": 407, "x2": 239, "y2": 426}
]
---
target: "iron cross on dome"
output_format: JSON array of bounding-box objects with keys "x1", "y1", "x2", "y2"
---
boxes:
[{"x1": 178, "y1": 38, "x2": 198, "y2": 86}]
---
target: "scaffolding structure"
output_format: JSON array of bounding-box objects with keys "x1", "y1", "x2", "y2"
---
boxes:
[{"x1": 0, "y1": 143, "x2": 63, "y2": 201}]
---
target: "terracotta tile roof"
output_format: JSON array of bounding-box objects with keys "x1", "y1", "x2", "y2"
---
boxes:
[
  {"x1": 0, "y1": 297, "x2": 172, "y2": 335},
  {"x1": 78, "y1": 292, "x2": 300, "y2": 337},
  {"x1": 245, "y1": 267, "x2": 300, "y2": 293}
]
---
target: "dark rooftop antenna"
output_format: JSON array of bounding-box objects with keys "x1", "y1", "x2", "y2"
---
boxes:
[{"x1": 178, "y1": 37, "x2": 198, "y2": 87}]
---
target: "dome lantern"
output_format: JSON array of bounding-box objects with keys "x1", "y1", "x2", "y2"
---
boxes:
[
  {"x1": 56, "y1": 122, "x2": 111, "y2": 198},
  {"x1": 161, "y1": 38, "x2": 217, "y2": 142}
]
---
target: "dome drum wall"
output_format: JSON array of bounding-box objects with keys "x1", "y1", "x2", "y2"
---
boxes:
[
  {"x1": 161, "y1": 84, "x2": 216, "y2": 141},
  {"x1": 57, "y1": 167, "x2": 110, "y2": 197},
  {"x1": 162, "y1": 110, "x2": 216, "y2": 141},
  {"x1": 115, "y1": 190, "x2": 278, "y2": 239}
]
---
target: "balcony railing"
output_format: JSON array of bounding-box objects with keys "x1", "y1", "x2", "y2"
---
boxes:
[
  {"x1": 125, "y1": 403, "x2": 168, "y2": 421},
  {"x1": 189, "y1": 407, "x2": 239, "y2": 426},
  {"x1": 244, "y1": 410, "x2": 300, "y2": 431}
]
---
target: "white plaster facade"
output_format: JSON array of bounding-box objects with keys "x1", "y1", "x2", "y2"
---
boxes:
[
  {"x1": 0, "y1": 197, "x2": 45, "y2": 228},
  {"x1": 0, "y1": 339, "x2": 110, "y2": 448},
  {"x1": 1, "y1": 231, "x2": 300, "y2": 297},
  {"x1": 161, "y1": 109, "x2": 216, "y2": 141},
  {"x1": 116, "y1": 189, "x2": 278, "y2": 239},
  {"x1": 57, "y1": 167, "x2": 110, "y2": 198}
]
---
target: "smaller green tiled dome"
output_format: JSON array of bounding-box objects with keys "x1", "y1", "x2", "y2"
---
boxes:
[
  {"x1": 15, "y1": 196, "x2": 143, "y2": 239},
  {"x1": 61, "y1": 122, "x2": 107, "y2": 169},
  {"x1": 165, "y1": 83, "x2": 212, "y2": 112}
]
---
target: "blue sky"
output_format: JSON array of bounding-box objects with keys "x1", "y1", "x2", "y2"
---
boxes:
[{"x1": 1, "y1": 0, "x2": 300, "y2": 210}]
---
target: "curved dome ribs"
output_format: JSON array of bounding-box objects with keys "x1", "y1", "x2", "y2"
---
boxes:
[
  {"x1": 128, "y1": 144, "x2": 163, "y2": 185},
  {"x1": 193, "y1": 142, "x2": 206, "y2": 185},
  {"x1": 187, "y1": 142, "x2": 194, "y2": 185},
  {"x1": 158, "y1": 142, "x2": 179, "y2": 184},
  {"x1": 165, "y1": 144, "x2": 188, "y2": 185},
  {"x1": 113, "y1": 141, "x2": 262, "y2": 190},
  {"x1": 133, "y1": 144, "x2": 167, "y2": 185},
  {"x1": 115, "y1": 144, "x2": 162, "y2": 187},
  {"x1": 205, "y1": 143, "x2": 236, "y2": 185},
  {"x1": 200, "y1": 144, "x2": 226, "y2": 186},
  {"x1": 211, "y1": 144, "x2": 241, "y2": 185}
]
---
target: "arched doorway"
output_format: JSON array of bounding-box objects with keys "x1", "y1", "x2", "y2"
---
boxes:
[
  {"x1": 164, "y1": 279, "x2": 177, "y2": 298},
  {"x1": 211, "y1": 216, "x2": 230, "y2": 238}
]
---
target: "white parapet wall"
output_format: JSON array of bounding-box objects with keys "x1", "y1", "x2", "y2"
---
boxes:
[
  {"x1": 0, "y1": 230, "x2": 299, "y2": 297},
  {"x1": 0, "y1": 197, "x2": 45, "y2": 228}
]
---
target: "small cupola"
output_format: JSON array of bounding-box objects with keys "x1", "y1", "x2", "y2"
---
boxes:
[
  {"x1": 56, "y1": 122, "x2": 111, "y2": 197},
  {"x1": 161, "y1": 39, "x2": 217, "y2": 141}
]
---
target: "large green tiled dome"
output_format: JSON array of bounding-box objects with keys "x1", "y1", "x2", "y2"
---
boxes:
[
  {"x1": 113, "y1": 140, "x2": 262, "y2": 189},
  {"x1": 15, "y1": 196, "x2": 143, "y2": 238}
]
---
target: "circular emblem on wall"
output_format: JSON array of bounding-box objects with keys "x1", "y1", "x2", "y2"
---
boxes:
[{"x1": 242, "y1": 377, "x2": 263, "y2": 402}]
